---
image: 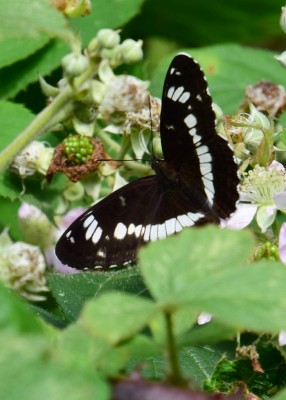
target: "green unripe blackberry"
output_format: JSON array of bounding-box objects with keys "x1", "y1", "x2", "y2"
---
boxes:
[{"x1": 63, "y1": 135, "x2": 94, "y2": 165}]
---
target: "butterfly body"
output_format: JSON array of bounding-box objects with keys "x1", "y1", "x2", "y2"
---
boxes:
[{"x1": 55, "y1": 53, "x2": 239, "y2": 270}]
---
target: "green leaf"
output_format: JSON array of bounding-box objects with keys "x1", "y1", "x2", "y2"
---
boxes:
[
  {"x1": 178, "y1": 321, "x2": 237, "y2": 348},
  {"x1": 0, "y1": 333, "x2": 110, "y2": 400},
  {"x1": 0, "y1": 35, "x2": 50, "y2": 69},
  {"x1": 187, "y1": 261, "x2": 286, "y2": 333},
  {"x1": 139, "y1": 226, "x2": 254, "y2": 306},
  {"x1": 0, "y1": 101, "x2": 34, "y2": 151},
  {"x1": 0, "y1": 282, "x2": 44, "y2": 334},
  {"x1": 127, "y1": 0, "x2": 282, "y2": 49},
  {"x1": 0, "y1": 39, "x2": 68, "y2": 99},
  {"x1": 80, "y1": 292, "x2": 157, "y2": 345},
  {"x1": 151, "y1": 44, "x2": 285, "y2": 115},
  {"x1": 0, "y1": 0, "x2": 145, "y2": 98},
  {"x1": 47, "y1": 267, "x2": 149, "y2": 322},
  {"x1": 71, "y1": 0, "x2": 146, "y2": 46},
  {"x1": 0, "y1": 0, "x2": 72, "y2": 41}
]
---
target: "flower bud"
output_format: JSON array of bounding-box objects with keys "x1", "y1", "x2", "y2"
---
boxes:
[
  {"x1": 39, "y1": 76, "x2": 60, "y2": 97},
  {"x1": 0, "y1": 230, "x2": 48, "y2": 301},
  {"x1": 18, "y1": 203, "x2": 54, "y2": 249},
  {"x1": 62, "y1": 53, "x2": 89, "y2": 78},
  {"x1": 275, "y1": 51, "x2": 286, "y2": 68},
  {"x1": 119, "y1": 39, "x2": 143, "y2": 64},
  {"x1": 63, "y1": 181, "x2": 85, "y2": 202},
  {"x1": 52, "y1": 0, "x2": 91, "y2": 17},
  {"x1": 249, "y1": 103, "x2": 271, "y2": 130},
  {"x1": 281, "y1": 6, "x2": 286, "y2": 33},
  {"x1": 96, "y1": 29, "x2": 121, "y2": 49},
  {"x1": 12, "y1": 141, "x2": 53, "y2": 178}
]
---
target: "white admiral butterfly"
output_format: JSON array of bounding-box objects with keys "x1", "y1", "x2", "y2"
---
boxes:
[{"x1": 55, "y1": 53, "x2": 239, "y2": 270}]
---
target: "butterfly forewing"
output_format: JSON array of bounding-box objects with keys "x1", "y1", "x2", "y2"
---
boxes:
[
  {"x1": 55, "y1": 53, "x2": 239, "y2": 270},
  {"x1": 160, "y1": 53, "x2": 239, "y2": 218}
]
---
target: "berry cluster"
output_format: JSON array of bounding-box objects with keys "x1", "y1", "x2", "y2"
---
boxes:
[
  {"x1": 63, "y1": 135, "x2": 94, "y2": 165},
  {"x1": 255, "y1": 241, "x2": 278, "y2": 261}
]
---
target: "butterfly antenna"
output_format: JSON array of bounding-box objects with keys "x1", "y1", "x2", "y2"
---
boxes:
[{"x1": 148, "y1": 93, "x2": 155, "y2": 156}]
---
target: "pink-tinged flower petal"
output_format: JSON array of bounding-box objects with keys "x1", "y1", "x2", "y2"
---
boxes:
[
  {"x1": 256, "y1": 205, "x2": 276, "y2": 233},
  {"x1": 279, "y1": 330, "x2": 286, "y2": 346},
  {"x1": 197, "y1": 312, "x2": 212, "y2": 325},
  {"x1": 45, "y1": 248, "x2": 81, "y2": 274},
  {"x1": 221, "y1": 203, "x2": 257, "y2": 230},
  {"x1": 274, "y1": 192, "x2": 286, "y2": 213},
  {"x1": 279, "y1": 223, "x2": 286, "y2": 264},
  {"x1": 269, "y1": 160, "x2": 285, "y2": 171},
  {"x1": 61, "y1": 207, "x2": 86, "y2": 230}
]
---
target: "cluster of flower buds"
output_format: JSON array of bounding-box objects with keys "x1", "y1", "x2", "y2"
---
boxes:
[
  {"x1": 218, "y1": 104, "x2": 275, "y2": 170},
  {"x1": 0, "y1": 229, "x2": 48, "y2": 301}
]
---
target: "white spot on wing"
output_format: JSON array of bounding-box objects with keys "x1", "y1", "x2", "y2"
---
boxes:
[
  {"x1": 158, "y1": 223, "x2": 167, "y2": 239},
  {"x1": 167, "y1": 86, "x2": 175, "y2": 99},
  {"x1": 172, "y1": 86, "x2": 184, "y2": 101},
  {"x1": 83, "y1": 215, "x2": 94, "y2": 228},
  {"x1": 135, "y1": 224, "x2": 143, "y2": 238},
  {"x1": 66, "y1": 230, "x2": 72, "y2": 238},
  {"x1": 128, "y1": 223, "x2": 136, "y2": 235},
  {"x1": 179, "y1": 92, "x2": 190, "y2": 103},
  {"x1": 175, "y1": 219, "x2": 183, "y2": 233},
  {"x1": 150, "y1": 225, "x2": 158, "y2": 241},
  {"x1": 177, "y1": 214, "x2": 194, "y2": 227},
  {"x1": 200, "y1": 162, "x2": 212, "y2": 174},
  {"x1": 199, "y1": 153, "x2": 212, "y2": 163},
  {"x1": 85, "y1": 219, "x2": 98, "y2": 240},
  {"x1": 143, "y1": 224, "x2": 151, "y2": 241},
  {"x1": 114, "y1": 222, "x2": 127, "y2": 240},
  {"x1": 188, "y1": 212, "x2": 204, "y2": 222},
  {"x1": 165, "y1": 218, "x2": 176, "y2": 235},
  {"x1": 184, "y1": 114, "x2": 197, "y2": 128},
  {"x1": 92, "y1": 227, "x2": 102, "y2": 243},
  {"x1": 196, "y1": 145, "x2": 209, "y2": 156},
  {"x1": 193, "y1": 134, "x2": 202, "y2": 144},
  {"x1": 119, "y1": 196, "x2": 126, "y2": 207},
  {"x1": 97, "y1": 248, "x2": 106, "y2": 258}
]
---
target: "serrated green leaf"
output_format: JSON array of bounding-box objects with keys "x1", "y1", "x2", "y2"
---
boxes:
[
  {"x1": 178, "y1": 321, "x2": 237, "y2": 348},
  {"x1": 0, "y1": 0, "x2": 145, "y2": 98},
  {"x1": 71, "y1": 0, "x2": 146, "y2": 46},
  {"x1": 139, "y1": 226, "x2": 254, "y2": 306},
  {"x1": 80, "y1": 292, "x2": 157, "y2": 345},
  {"x1": 187, "y1": 261, "x2": 286, "y2": 333},
  {"x1": 0, "y1": 0, "x2": 72, "y2": 41},
  {"x1": 0, "y1": 101, "x2": 34, "y2": 151},
  {"x1": 47, "y1": 267, "x2": 149, "y2": 321},
  {"x1": 0, "y1": 35, "x2": 50, "y2": 69},
  {"x1": 0, "y1": 282, "x2": 44, "y2": 334},
  {"x1": 0, "y1": 333, "x2": 110, "y2": 400},
  {"x1": 151, "y1": 44, "x2": 285, "y2": 115},
  {"x1": 0, "y1": 39, "x2": 68, "y2": 99}
]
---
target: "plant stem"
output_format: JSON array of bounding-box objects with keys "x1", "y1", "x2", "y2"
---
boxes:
[
  {"x1": 164, "y1": 310, "x2": 185, "y2": 386},
  {"x1": 0, "y1": 61, "x2": 98, "y2": 172}
]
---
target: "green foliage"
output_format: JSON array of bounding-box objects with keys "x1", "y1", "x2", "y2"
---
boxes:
[
  {"x1": 4, "y1": 226, "x2": 286, "y2": 398},
  {"x1": 2, "y1": 0, "x2": 286, "y2": 398},
  {"x1": 151, "y1": 44, "x2": 286, "y2": 115}
]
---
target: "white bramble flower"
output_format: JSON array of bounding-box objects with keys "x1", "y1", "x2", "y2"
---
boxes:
[
  {"x1": 18, "y1": 203, "x2": 54, "y2": 249},
  {"x1": 0, "y1": 231, "x2": 48, "y2": 301},
  {"x1": 225, "y1": 161, "x2": 286, "y2": 232},
  {"x1": 99, "y1": 75, "x2": 149, "y2": 120},
  {"x1": 12, "y1": 141, "x2": 54, "y2": 178}
]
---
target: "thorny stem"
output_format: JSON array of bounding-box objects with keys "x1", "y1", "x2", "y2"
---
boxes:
[
  {"x1": 0, "y1": 60, "x2": 98, "y2": 172},
  {"x1": 164, "y1": 310, "x2": 186, "y2": 386}
]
